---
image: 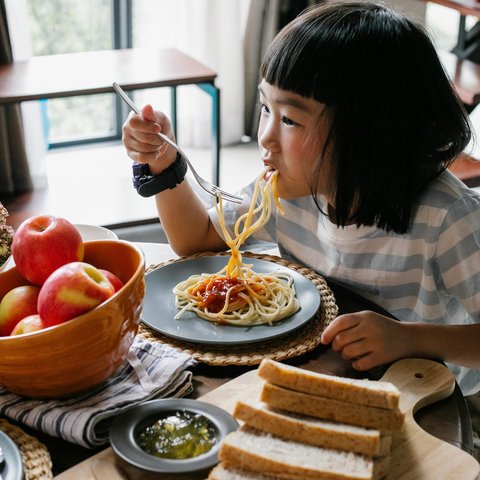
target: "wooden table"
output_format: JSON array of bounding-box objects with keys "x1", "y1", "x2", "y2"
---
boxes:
[
  {"x1": 0, "y1": 47, "x2": 221, "y2": 184},
  {"x1": 426, "y1": 0, "x2": 480, "y2": 62},
  {"x1": 428, "y1": 0, "x2": 480, "y2": 17},
  {"x1": 3, "y1": 243, "x2": 474, "y2": 477},
  {"x1": 421, "y1": 0, "x2": 480, "y2": 107}
]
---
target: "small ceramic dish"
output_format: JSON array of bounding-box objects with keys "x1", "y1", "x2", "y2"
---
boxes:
[
  {"x1": 109, "y1": 398, "x2": 239, "y2": 475},
  {"x1": 0, "y1": 430, "x2": 23, "y2": 480},
  {"x1": 0, "y1": 255, "x2": 14, "y2": 273},
  {"x1": 74, "y1": 224, "x2": 118, "y2": 241}
]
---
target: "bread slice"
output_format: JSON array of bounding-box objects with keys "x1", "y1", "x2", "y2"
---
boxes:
[
  {"x1": 208, "y1": 463, "x2": 282, "y2": 479},
  {"x1": 258, "y1": 359, "x2": 399, "y2": 410},
  {"x1": 233, "y1": 399, "x2": 391, "y2": 457},
  {"x1": 219, "y1": 427, "x2": 390, "y2": 480},
  {"x1": 261, "y1": 382, "x2": 403, "y2": 432}
]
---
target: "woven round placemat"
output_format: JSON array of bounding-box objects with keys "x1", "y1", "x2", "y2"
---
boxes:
[
  {"x1": 0, "y1": 419, "x2": 52, "y2": 480},
  {"x1": 138, "y1": 251, "x2": 338, "y2": 366}
]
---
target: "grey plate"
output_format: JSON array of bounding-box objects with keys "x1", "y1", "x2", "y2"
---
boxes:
[
  {"x1": 109, "y1": 398, "x2": 239, "y2": 474},
  {"x1": 0, "y1": 430, "x2": 23, "y2": 480},
  {"x1": 142, "y1": 256, "x2": 321, "y2": 345}
]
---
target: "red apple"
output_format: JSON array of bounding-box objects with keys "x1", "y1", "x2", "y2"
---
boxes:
[
  {"x1": 0, "y1": 285, "x2": 41, "y2": 336},
  {"x1": 10, "y1": 314, "x2": 44, "y2": 335},
  {"x1": 38, "y1": 262, "x2": 115, "y2": 327},
  {"x1": 99, "y1": 269, "x2": 124, "y2": 292},
  {"x1": 12, "y1": 215, "x2": 84, "y2": 285}
]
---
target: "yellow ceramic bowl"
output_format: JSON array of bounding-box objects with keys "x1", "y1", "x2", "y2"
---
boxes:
[{"x1": 0, "y1": 240, "x2": 145, "y2": 399}]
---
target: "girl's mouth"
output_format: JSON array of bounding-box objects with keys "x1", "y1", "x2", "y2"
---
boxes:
[{"x1": 263, "y1": 166, "x2": 276, "y2": 182}]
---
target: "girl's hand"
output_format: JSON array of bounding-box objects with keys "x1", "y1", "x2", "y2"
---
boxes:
[
  {"x1": 320, "y1": 311, "x2": 414, "y2": 371},
  {"x1": 122, "y1": 104, "x2": 177, "y2": 175}
]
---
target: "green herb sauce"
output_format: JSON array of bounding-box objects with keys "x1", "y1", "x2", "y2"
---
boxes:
[{"x1": 138, "y1": 410, "x2": 217, "y2": 459}]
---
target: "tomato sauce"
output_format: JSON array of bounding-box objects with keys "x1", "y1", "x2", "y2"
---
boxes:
[{"x1": 196, "y1": 277, "x2": 247, "y2": 313}]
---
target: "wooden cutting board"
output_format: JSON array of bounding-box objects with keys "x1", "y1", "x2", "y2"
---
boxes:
[{"x1": 55, "y1": 358, "x2": 480, "y2": 480}]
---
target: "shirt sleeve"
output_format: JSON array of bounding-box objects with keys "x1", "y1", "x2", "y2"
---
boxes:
[{"x1": 435, "y1": 190, "x2": 480, "y2": 321}]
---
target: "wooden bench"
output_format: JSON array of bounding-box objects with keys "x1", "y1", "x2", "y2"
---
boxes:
[
  {"x1": 449, "y1": 153, "x2": 480, "y2": 186},
  {"x1": 2, "y1": 177, "x2": 160, "y2": 231}
]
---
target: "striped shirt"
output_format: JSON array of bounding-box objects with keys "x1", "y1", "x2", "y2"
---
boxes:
[{"x1": 209, "y1": 170, "x2": 480, "y2": 394}]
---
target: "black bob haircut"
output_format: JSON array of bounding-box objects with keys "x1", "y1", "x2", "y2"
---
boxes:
[{"x1": 260, "y1": 1, "x2": 472, "y2": 234}]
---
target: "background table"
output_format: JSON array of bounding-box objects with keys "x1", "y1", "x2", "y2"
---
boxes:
[
  {"x1": 426, "y1": 0, "x2": 480, "y2": 62},
  {"x1": 0, "y1": 47, "x2": 221, "y2": 185}
]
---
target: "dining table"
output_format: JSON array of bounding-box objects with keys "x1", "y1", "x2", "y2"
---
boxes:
[
  {"x1": 424, "y1": 0, "x2": 480, "y2": 63},
  {"x1": 0, "y1": 241, "x2": 476, "y2": 479}
]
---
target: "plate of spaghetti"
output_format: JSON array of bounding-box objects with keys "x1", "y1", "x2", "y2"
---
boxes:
[
  {"x1": 142, "y1": 254, "x2": 320, "y2": 345},
  {"x1": 141, "y1": 168, "x2": 321, "y2": 345}
]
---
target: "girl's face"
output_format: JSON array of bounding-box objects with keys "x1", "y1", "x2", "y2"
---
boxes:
[{"x1": 257, "y1": 80, "x2": 332, "y2": 200}]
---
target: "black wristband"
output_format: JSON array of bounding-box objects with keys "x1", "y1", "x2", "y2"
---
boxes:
[{"x1": 132, "y1": 153, "x2": 188, "y2": 197}]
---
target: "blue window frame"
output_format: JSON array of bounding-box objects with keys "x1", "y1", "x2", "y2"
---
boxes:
[{"x1": 28, "y1": 0, "x2": 133, "y2": 148}]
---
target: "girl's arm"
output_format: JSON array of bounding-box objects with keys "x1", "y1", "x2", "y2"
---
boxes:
[
  {"x1": 122, "y1": 105, "x2": 227, "y2": 255},
  {"x1": 320, "y1": 311, "x2": 480, "y2": 371},
  {"x1": 154, "y1": 180, "x2": 226, "y2": 255}
]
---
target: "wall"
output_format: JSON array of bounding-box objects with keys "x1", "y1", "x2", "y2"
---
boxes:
[{"x1": 386, "y1": 0, "x2": 427, "y2": 22}]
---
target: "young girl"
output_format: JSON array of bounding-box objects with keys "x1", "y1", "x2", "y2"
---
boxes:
[{"x1": 122, "y1": 2, "x2": 480, "y2": 398}]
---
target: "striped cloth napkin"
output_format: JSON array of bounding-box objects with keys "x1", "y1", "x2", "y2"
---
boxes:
[{"x1": 0, "y1": 337, "x2": 196, "y2": 448}]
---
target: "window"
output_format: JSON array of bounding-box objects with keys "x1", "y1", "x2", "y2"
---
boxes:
[
  {"x1": 26, "y1": 0, "x2": 128, "y2": 147},
  {"x1": 22, "y1": 0, "x2": 247, "y2": 149}
]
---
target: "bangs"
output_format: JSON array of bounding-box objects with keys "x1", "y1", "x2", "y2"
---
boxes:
[
  {"x1": 260, "y1": 14, "x2": 333, "y2": 104},
  {"x1": 260, "y1": 3, "x2": 407, "y2": 107}
]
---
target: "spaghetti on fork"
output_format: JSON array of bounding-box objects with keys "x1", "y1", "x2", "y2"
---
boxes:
[{"x1": 173, "y1": 169, "x2": 299, "y2": 326}]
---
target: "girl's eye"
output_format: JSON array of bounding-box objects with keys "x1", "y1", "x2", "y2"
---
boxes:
[
  {"x1": 282, "y1": 116, "x2": 296, "y2": 126},
  {"x1": 260, "y1": 102, "x2": 270, "y2": 114}
]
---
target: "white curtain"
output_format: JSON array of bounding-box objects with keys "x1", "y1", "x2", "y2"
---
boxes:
[
  {"x1": 133, "y1": 0, "x2": 250, "y2": 146},
  {"x1": 244, "y1": 0, "x2": 282, "y2": 139},
  {"x1": 4, "y1": 0, "x2": 48, "y2": 188}
]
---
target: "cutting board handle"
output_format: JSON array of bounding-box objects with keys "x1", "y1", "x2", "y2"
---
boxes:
[
  {"x1": 380, "y1": 358, "x2": 455, "y2": 415},
  {"x1": 380, "y1": 359, "x2": 479, "y2": 479}
]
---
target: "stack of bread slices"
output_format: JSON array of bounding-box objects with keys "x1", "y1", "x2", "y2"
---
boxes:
[{"x1": 208, "y1": 359, "x2": 404, "y2": 480}]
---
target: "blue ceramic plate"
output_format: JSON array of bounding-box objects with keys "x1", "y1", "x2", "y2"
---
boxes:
[
  {"x1": 142, "y1": 255, "x2": 321, "y2": 345},
  {"x1": 0, "y1": 430, "x2": 23, "y2": 480},
  {"x1": 110, "y1": 398, "x2": 239, "y2": 474}
]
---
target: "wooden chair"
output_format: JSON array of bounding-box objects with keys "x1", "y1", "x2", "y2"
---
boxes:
[
  {"x1": 437, "y1": 51, "x2": 480, "y2": 186},
  {"x1": 439, "y1": 50, "x2": 480, "y2": 107}
]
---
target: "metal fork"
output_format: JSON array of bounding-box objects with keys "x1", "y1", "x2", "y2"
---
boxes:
[{"x1": 113, "y1": 82, "x2": 243, "y2": 204}]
